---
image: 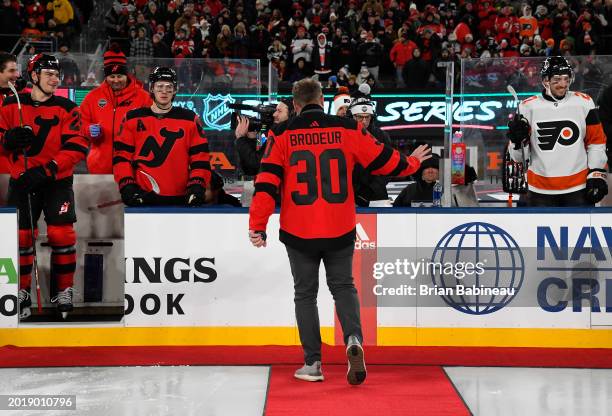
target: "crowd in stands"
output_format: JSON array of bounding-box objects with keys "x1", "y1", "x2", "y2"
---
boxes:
[
  {"x1": 103, "y1": 0, "x2": 611, "y2": 90},
  {"x1": 0, "y1": 0, "x2": 92, "y2": 55}
]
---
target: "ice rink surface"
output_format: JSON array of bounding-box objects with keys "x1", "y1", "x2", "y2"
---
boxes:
[
  {"x1": 0, "y1": 365, "x2": 610, "y2": 415},
  {"x1": 0, "y1": 366, "x2": 269, "y2": 416},
  {"x1": 446, "y1": 366, "x2": 612, "y2": 416}
]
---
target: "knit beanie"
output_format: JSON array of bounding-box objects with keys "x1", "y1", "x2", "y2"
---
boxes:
[{"x1": 103, "y1": 44, "x2": 128, "y2": 77}]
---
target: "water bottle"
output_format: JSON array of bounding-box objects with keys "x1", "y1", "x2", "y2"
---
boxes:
[{"x1": 432, "y1": 181, "x2": 443, "y2": 207}]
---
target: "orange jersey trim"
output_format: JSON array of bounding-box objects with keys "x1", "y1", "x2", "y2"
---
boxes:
[{"x1": 528, "y1": 168, "x2": 588, "y2": 190}]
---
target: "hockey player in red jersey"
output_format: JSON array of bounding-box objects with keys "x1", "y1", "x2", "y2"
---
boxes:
[
  {"x1": 80, "y1": 45, "x2": 152, "y2": 174},
  {"x1": 507, "y1": 56, "x2": 608, "y2": 206},
  {"x1": 0, "y1": 52, "x2": 26, "y2": 174},
  {"x1": 248, "y1": 79, "x2": 431, "y2": 385},
  {"x1": 113, "y1": 67, "x2": 211, "y2": 206},
  {"x1": 0, "y1": 54, "x2": 88, "y2": 318}
]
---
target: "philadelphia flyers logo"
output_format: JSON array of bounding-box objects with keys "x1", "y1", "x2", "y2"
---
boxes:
[{"x1": 536, "y1": 120, "x2": 580, "y2": 151}]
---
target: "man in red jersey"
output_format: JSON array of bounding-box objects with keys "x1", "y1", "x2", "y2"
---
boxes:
[
  {"x1": 0, "y1": 54, "x2": 88, "y2": 318},
  {"x1": 248, "y1": 78, "x2": 431, "y2": 385},
  {"x1": 0, "y1": 52, "x2": 26, "y2": 174},
  {"x1": 113, "y1": 67, "x2": 211, "y2": 206},
  {"x1": 80, "y1": 44, "x2": 152, "y2": 174}
]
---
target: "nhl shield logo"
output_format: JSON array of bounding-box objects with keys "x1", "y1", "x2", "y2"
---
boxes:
[
  {"x1": 98, "y1": 99, "x2": 107, "y2": 108},
  {"x1": 202, "y1": 93, "x2": 235, "y2": 130}
]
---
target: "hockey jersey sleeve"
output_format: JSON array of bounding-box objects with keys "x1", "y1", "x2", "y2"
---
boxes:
[
  {"x1": 584, "y1": 99, "x2": 607, "y2": 170},
  {"x1": 349, "y1": 123, "x2": 421, "y2": 177},
  {"x1": 0, "y1": 100, "x2": 15, "y2": 156},
  {"x1": 187, "y1": 116, "x2": 212, "y2": 189},
  {"x1": 113, "y1": 115, "x2": 136, "y2": 189},
  {"x1": 53, "y1": 106, "x2": 88, "y2": 172},
  {"x1": 79, "y1": 94, "x2": 95, "y2": 139},
  {"x1": 249, "y1": 132, "x2": 285, "y2": 232}
]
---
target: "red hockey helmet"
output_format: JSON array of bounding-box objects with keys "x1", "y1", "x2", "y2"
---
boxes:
[{"x1": 27, "y1": 53, "x2": 61, "y2": 81}]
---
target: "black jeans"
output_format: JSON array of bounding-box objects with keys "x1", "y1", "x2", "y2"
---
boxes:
[{"x1": 285, "y1": 244, "x2": 363, "y2": 365}]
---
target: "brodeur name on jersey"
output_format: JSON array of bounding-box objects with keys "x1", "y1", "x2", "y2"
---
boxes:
[
  {"x1": 113, "y1": 106, "x2": 211, "y2": 196},
  {"x1": 249, "y1": 104, "x2": 422, "y2": 251},
  {"x1": 510, "y1": 91, "x2": 607, "y2": 194}
]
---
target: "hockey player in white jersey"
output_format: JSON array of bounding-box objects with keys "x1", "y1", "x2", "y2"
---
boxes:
[{"x1": 506, "y1": 56, "x2": 608, "y2": 206}]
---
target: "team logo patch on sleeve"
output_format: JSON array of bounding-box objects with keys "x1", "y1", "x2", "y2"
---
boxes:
[
  {"x1": 536, "y1": 120, "x2": 580, "y2": 151},
  {"x1": 59, "y1": 202, "x2": 71, "y2": 215},
  {"x1": 98, "y1": 99, "x2": 107, "y2": 108}
]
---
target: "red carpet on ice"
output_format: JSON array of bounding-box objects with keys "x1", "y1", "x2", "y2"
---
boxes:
[{"x1": 264, "y1": 365, "x2": 470, "y2": 416}]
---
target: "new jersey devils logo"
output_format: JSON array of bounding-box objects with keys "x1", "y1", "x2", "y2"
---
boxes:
[
  {"x1": 135, "y1": 127, "x2": 185, "y2": 168},
  {"x1": 536, "y1": 120, "x2": 580, "y2": 151}
]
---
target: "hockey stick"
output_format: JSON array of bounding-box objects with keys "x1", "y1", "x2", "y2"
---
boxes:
[
  {"x1": 87, "y1": 199, "x2": 123, "y2": 211},
  {"x1": 507, "y1": 85, "x2": 529, "y2": 203},
  {"x1": 8, "y1": 81, "x2": 42, "y2": 313}
]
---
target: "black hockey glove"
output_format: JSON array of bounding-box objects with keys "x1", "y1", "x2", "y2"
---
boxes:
[
  {"x1": 15, "y1": 161, "x2": 57, "y2": 193},
  {"x1": 586, "y1": 169, "x2": 608, "y2": 204},
  {"x1": 507, "y1": 114, "x2": 530, "y2": 149},
  {"x1": 2, "y1": 126, "x2": 35, "y2": 152},
  {"x1": 120, "y1": 183, "x2": 146, "y2": 206},
  {"x1": 186, "y1": 184, "x2": 205, "y2": 206},
  {"x1": 14, "y1": 76, "x2": 27, "y2": 92}
]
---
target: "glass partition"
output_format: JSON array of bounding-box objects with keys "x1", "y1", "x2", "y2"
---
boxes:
[{"x1": 459, "y1": 55, "x2": 612, "y2": 203}]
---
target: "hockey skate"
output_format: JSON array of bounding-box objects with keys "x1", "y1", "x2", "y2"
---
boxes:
[
  {"x1": 18, "y1": 289, "x2": 31, "y2": 319},
  {"x1": 51, "y1": 287, "x2": 74, "y2": 319}
]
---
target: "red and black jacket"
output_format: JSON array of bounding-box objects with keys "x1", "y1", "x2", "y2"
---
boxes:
[
  {"x1": 0, "y1": 93, "x2": 87, "y2": 179},
  {"x1": 113, "y1": 106, "x2": 211, "y2": 198},
  {"x1": 249, "y1": 104, "x2": 421, "y2": 251}
]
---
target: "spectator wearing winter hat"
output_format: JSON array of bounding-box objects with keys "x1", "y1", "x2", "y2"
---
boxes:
[
  {"x1": 393, "y1": 154, "x2": 441, "y2": 207},
  {"x1": 357, "y1": 31, "x2": 383, "y2": 80},
  {"x1": 79, "y1": 45, "x2": 152, "y2": 174},
  {"x1": 311, "y1": 33, "x2": 333, "y2": 82},
  {"x1": 291, "y1": 26, "x2": 313, "y2": 63},
  {"x1": 332, "y1": 86, "x2": 352, "y2": 117},
  {"x1": 348, "y1": 93, "x2": 393, "y2": 206},
  {"x1": 390, "y1": 31, "x2": 418, "y2": 87}
]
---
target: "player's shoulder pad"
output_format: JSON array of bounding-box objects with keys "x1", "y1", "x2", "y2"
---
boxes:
[
  {"x1": 125, "y1": 106, "x2": 153, "y2": 121},
  {"x1": 572, "y1": 91, "x2": 593, "y2": 102},
  {"x1": 270, "y1": 119, "x2": 289, "y2": 136},
  {"x1": 51, "y1": 95, "x2": 78, "y2": 112},
  {"x1": 2, "y1": 94, "x2": 17, "y2": 106},
  {"x1": 169, "y1": 106, "x2": 197, "y2": 121},
  {"x1": 521, "y1": 95, "x2": 538, "y2": 106}
]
